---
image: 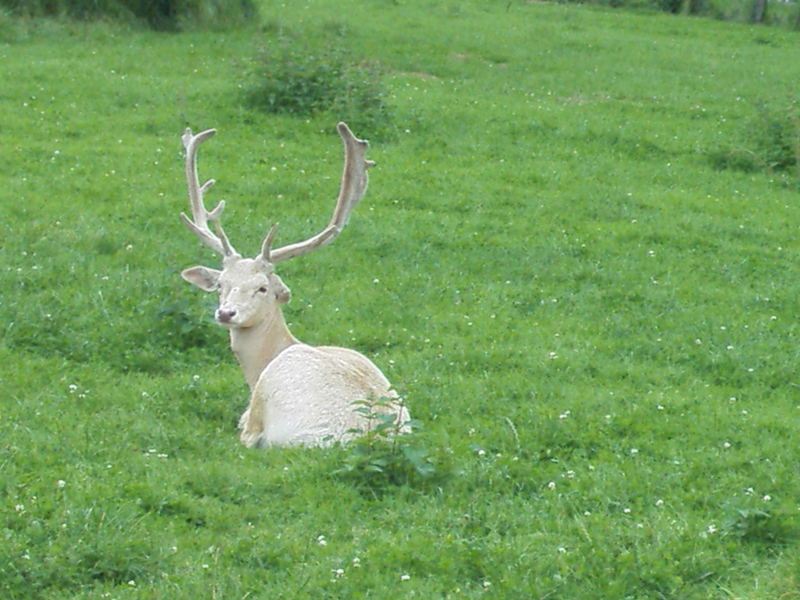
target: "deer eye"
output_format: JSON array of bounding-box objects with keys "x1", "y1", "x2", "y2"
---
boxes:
[{"x1": 257, "y1": 285, "x2": 269, "y2": 294}]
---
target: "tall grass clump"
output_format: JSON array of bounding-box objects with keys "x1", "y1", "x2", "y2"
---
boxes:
[
  {"x1": 711, "y1": 98, "x2": 800, "y2": 180},
  {"x1": 0, "y1": 0, "x2": 259, "y2": 30},
  {"x1": 243, "y1": 28, "x2": 394, "y2": 138}
]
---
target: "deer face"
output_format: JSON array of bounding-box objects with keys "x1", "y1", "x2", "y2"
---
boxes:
[{"x1": 182, "y1": 258, "x2": 290, "y2": 329}]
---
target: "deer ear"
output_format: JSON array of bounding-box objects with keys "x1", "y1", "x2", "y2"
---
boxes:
[
  {"x1": 270, "y1": 273, "x2": 291, "y2": 304},
  {"x1": 181, "y1": 266, "x2": 221, "y2": 292}
]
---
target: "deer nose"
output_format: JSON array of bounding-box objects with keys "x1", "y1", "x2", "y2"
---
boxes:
[{"x1": 216, "y1": 308, "x2": 237, "y2": 323}]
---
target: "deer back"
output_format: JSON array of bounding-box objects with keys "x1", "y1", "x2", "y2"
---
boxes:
[{"x1": 251, "y1": 344, "x2": 407, "y2": 447}]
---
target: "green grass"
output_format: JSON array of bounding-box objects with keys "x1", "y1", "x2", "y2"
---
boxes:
[{"x1": 2, "y1": 2, "x2": 800, "y2": 598}]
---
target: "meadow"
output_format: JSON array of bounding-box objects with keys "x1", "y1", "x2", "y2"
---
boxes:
[{"x1": 2, "y1": 1, "x2": 800, "y2": 598}]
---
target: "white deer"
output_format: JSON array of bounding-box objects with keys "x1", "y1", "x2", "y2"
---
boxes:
[{"x1": 179, "y1": 123, "x2": 409, "y2": 448}]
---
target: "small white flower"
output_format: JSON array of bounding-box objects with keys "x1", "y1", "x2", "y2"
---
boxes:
[
  {"x1": 352, "y1": 557, "x2": 361, "y2": 568},
  {"x1": 557, "y1": 546, "x2": 567, "y2": 554},
  {"x1": 482, "y1": 580, "x2": 492, "y2": 588},
  {"x1": 477, "y1": 449, "x2": 486, "y2": 457},
  {"x1": 655, "y1": 499, "x2": 664, "y2": 507},
  {"x1": 332, "y1": 568, "x2": 344, "y2": 578},
  {"x1": 317, "y1": 535, "x2": 327, "y2": 546},
  {"x1": 723, "y1": 442, "x2": 731, "y2": 449},
  {"x1": 56, "y1": 480, "x2": 66, "y2": 489},
  {"x1": 763, "y1": 495, "x2": 772, "y2": 502},
  {"x1": 15, "y1": 504, "x2": 24, "y2": 512},
  {"x1": 623, "y1": 508, "x2": 631, "y2": 514},
  {"x1": 400, "y1": 574, "x2": 411, "y2": 581},
  {"x1": 706, "y1": 524, "x2": 717, "y2": 535},
  {"x1": 630, "y1": 448, "x2": 639, "y2": 456},
  {"x1": 127, "y1": 580, "x2": 136, "y2": 586},
  {"x1": 547, "y1": 481, "x2": 556, "y2": 491}
]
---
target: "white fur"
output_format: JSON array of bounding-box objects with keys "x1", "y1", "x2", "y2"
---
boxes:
[
  {"x1": 242, "y1": 345, "x2": 410, "y2": 447},
  {"x1": 179, "y1": 123, "x2": 407, "y2": 448},
  {"x1": 183, "y1": 258, "x2": 409, "y2": 448}
]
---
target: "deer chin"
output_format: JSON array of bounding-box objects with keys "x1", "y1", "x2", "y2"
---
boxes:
[{"x1": 215, "y1": 316, "x2": 239, "y2": 330}]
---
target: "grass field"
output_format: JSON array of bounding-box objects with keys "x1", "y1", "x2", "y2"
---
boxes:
[{"x1": 2, "y1": 1, "x2": 800, "y2": 598}]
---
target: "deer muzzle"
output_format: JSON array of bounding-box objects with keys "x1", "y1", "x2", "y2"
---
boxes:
[{"x1": 215, "y1": 307, "x2": 237, "y2": 324}]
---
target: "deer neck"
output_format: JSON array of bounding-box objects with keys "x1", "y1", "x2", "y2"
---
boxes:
[{"x1": 228, "y1": 308, "x2": 298, "y2": 391}]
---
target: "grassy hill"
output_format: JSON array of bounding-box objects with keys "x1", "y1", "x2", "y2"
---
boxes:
[{"x1": 1, "y1": 1, "x2": 799, "y2": 598}]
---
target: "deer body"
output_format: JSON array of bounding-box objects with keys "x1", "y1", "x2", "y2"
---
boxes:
[
  {"x1": 179, "y1": 124, "x2": 409, "y2": 448},
  {"x1": 243, "y1": 344, "x2": 402, "y2": 447}
]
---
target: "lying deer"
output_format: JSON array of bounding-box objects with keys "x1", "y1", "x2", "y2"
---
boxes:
[{"x1": 179, "y1": 123, "x2": 409, "y2": 447}]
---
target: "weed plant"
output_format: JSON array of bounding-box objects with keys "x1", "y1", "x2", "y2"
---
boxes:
[
  {"x1": 1, "y1": 1, "x2": 800, "y2": 598},
  {"x1": 244, "y1": 28, "x2": 394, "y2": 138},
  {"x1": 332, "y1": 397, "x2": 438, "y2": 496}
]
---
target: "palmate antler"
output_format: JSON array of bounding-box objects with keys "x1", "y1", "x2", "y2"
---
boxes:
[{"x1": 181, "y1": 123, "x2": 375, "y2": 264}]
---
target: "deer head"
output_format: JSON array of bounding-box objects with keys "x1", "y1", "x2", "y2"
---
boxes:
[{"x1": 179, "y1": 123, "x2": 375, "y2": 330}]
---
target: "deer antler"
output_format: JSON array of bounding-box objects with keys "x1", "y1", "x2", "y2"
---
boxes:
[
  {"x1": 181, "y1": 123, "x2": 373, "y2": 264},
  {"x1": 180, "y1": 128, "x2": 239, "y2": 259},
  {"x1": 266, "y1": 122, "x2": 375, "y2": 263}
]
